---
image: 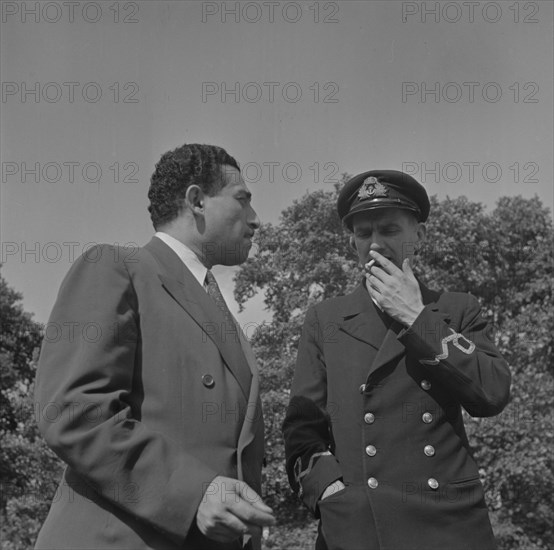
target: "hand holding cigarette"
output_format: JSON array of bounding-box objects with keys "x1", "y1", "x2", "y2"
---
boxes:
[{"x1": 364, "y1": 251, "x2": 424, "y2": 327}]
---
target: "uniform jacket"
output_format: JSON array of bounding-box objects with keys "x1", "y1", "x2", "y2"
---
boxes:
[
  {"x1": 283, "y1": 281, "x2": 511, "y2": 550},
  {"x1": 34, "y1": 237, "x2": 264, "y2": 550}
]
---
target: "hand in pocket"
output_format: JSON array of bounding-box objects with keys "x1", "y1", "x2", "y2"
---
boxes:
[{"x1": 318, "y1": 485, "x2": 379, "y2": 550}]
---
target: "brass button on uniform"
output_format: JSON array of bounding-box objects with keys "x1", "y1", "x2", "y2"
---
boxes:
[
  {"x1": 424, "y1": 445, "x2": 435, "y2": 457},
  {"x1": 427, "y1": 478, "x2": 439, "y2": 490},
  {"x1": 367, "y1": 477, "x2": 378, "y2": 489},
  {"x1": 201, "y1": 374, "x2": 215, "y2": 388},
  {"x1": 365, "y1": 445, "x2": 377, "y2": 457},
  {"x1": 364, "y1": 412, "x2": 375, "y2": 424},
  {"x1": 359, "y1": 384, "x2": 366, "y2": 394},
  {"x1": 420, "y1": 380, "x2": 431, "y2": 391},
  {"x1": 422, "y1": 412, "x2": 433, "y2": 424}
]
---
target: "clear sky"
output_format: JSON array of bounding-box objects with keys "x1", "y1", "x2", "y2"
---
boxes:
[{"x1": 1, "y1": 0, "x2": 552, "y2": 329}]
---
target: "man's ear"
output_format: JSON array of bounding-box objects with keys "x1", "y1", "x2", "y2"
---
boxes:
[
  {"x1": 349, "y1": 236, "x2": 357, "y2": 251},
  {"x1": 185, "y1": 185, "x2": 206, "y2": 214},
  {"x1": 415, "y1": 222, "x2": 426, "y2": 250}
]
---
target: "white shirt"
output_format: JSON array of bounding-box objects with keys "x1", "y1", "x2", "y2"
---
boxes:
[{"x1": 154, "y1": 232, "x2": 207, "y2": 287}]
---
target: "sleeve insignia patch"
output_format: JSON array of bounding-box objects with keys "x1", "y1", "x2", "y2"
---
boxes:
[{"x1": 419, "y1": 328, "x2": 476, "y2": 366}]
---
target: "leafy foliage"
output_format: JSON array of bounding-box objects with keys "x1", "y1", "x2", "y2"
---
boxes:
[
  {"x1": 0, "y1": 273, "x2": 42, "y2": 433},
  {"x1": 0, "y1": 266, "x2": 64, "y2": 549}
]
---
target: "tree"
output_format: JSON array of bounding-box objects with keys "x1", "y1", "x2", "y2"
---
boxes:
[
  {"x1": 234, "y1": 185, "x2": 553, "y2": 549},
  {"x1": 0, "y1": 270, "x2": 42, "y2": 433},
  {"x1": 0, "y1": 267, "x2": 63, "y2": 549}
]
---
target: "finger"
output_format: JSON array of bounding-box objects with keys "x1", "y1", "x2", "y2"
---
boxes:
[
  {"x1": 369, "y1": 251, "x2": 399, "y2": 274},
  {"x1": 230, "y1": 499, "x2": 275, "y2": 527},
  {"x1": 236, "y1": 483, "x2": 274, "y2": 514},
  {"x1": 365, "y1": 273, "x2": 385, "y2": 298},
  {"x1": 402, "y1": 258, "x2": 419, "y2": 283},
  {"x1": 198, "y1": 514, "x2": 248, "y2": 543},
  {"x1": 368, "y1": 264, "x2": 389, "y2": 282},
  {"x1": 365, "y1": 279, "x2": 385, "y2": 310},
  {"x1": 251, "y1": 499, "x2": 273, "y2": 514},
  {"x1": 367, "y1": 265, "x2": 390, "y2": 287}
]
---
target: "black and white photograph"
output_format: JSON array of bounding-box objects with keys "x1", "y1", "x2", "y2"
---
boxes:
[{"x1": 1, "y1": 1, "x2": 552, "y2": 549}]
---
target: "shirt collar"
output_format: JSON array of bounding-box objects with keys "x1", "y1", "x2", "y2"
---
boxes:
[{"x1": 154, "y1": 232, "x2": 207, "y2": 287}]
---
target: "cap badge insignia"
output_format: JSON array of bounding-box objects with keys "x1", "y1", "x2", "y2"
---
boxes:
[{"x1": 358, "y1": 177, "x2": 389, "y2": 200}]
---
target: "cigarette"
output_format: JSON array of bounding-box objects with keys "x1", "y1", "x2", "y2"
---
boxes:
[{"x1": 365, "y1": 259, "x2": 376, "y2": 271}]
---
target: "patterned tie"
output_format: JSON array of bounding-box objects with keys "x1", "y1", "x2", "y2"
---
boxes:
[
  {"x1": 205, "y1": 270, "x2": 252, "y2": 395},
  {"x1": 205, "y1": 270, "x2": 237, "y2": 334}
]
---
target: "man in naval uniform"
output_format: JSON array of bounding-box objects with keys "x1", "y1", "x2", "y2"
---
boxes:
[{"x1": 283, "y1": 170, "x2": 511, "y2": 550}]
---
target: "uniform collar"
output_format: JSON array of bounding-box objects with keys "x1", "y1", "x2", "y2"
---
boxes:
[{"x1": 338, "y1": 278, "x2": 441, "y2": 349}]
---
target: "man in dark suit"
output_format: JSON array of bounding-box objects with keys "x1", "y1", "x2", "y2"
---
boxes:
[
  {"x1": 34, "y1": 143, "x2": 275, "y2": 549},
  {"x1": 283, "y1": 170, "x2": 511, "y2": 550}
]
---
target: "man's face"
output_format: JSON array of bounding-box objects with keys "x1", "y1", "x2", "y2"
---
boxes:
[
  {"x1": 202, "y1": 165, "x2": 260, "y2": 267},
  {"x1": 351, "y1": 208, "x2": 425, "y2": 270}
]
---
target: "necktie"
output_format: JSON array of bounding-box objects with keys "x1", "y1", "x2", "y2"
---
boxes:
[
  {"x1": 205, "y1": 270, "x2": 237, "y2": 332},
  {"x1": 204, "y1": 270, "x2": 252, "y2": 391}
]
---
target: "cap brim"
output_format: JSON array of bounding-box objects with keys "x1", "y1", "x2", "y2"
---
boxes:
[{"x1": 343, "y1": 200, "x2": 421, "y2": 227}]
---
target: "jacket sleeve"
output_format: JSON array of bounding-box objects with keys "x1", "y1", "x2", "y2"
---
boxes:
[
  {"x1": 282, "y1": 306, "x2": 343, "y2": 515},
  {"x1": 398, "y1": 292, "x2": 511, "y2": 417},
  {"x1": 34, "y1": 245, "x2": 218, "y2": 545}
]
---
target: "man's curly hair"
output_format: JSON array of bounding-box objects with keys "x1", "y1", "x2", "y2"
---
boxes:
[{"x1": 147, "y1": 143, "x2": 240, "y2": 229}]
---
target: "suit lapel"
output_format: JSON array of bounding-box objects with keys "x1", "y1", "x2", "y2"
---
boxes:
[
  {"x1": 339, "y1": 283, "x2": 404, "y2": 377},
  {"x1": 339, "y1": 284, "x2": 388, "y2": 350},
  {"x1": 236, "y1": 326, "x2": 261, "y2": 469},
  {"x1": 419, "y1": 281, "x2": 443, "y2": 311},
  {"x1": 366, "y1": 319, "x2": 406, "y2": 378},
  {"x1": 144, "y1": 238, "x2": 252, "y2": 400}
]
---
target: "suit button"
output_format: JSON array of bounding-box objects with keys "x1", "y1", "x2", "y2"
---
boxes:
[
  {"x1": 202, "y1": 374, "x2": 215, "y2": 388},
  {"x1": 420, "y1": 380, "x2": 431, "y2": 391},
  {"x1": 364, "y1": 412, "x2": 375, "y2": 424},
  {"x1": 365, "y1": 445, "x2": 377, "y2": 457},
  {"x1": 424, "y1": 445, "x2": 435, "y2": 457},
  {"x1": 359, "y1": 384, "x2": 366, "y2": 394},
  {"x1": 427, "y1": 478, "x2": 439, "y2": 490},
  {"x1": 422, "y1": 412, "x2": 433, "y2": 424},
  {"x1": 367, "y1": 477, "x2": 378, "y2": 489}
]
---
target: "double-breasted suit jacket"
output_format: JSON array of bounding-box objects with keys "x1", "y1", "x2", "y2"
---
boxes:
[
  {"x1": 283, "y1": 281, "x2": 511, "y2": 550},
  {"x1": 34, "y1": 237, "x2": 264, "y2": 550}
]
